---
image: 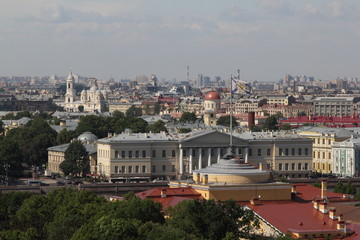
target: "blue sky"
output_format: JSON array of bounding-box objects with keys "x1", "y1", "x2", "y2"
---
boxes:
[{"x1": 1, "y1": 0, "x2": 359, "y2": 82}]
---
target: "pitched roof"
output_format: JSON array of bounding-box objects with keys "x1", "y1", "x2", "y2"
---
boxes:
[{"x1": 292, "y1": 184, "x2": 348, "y2": 202}]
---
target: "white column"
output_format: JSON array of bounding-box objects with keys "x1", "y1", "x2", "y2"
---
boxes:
[
  {"x1": 189, "y1": 148, "x2": 193, "y2": 174},
  {"x1": 217, "y1": 148, "x2": 221, "y2": 163},
  {"x1": 198, "y1": 148, "x2": 202, "y2": 169},
  {"x1": 236, "y1": 147, "x2": 239, "y2": 156},
  {"x1": 245, "y1": 147, "x2": 249, "y2": 163},
  {"x1": 179, "y1": 147, "x2": 184, "y2": 175},
  {"x1": 208, "y1": 148, "x2": 212, "y2": 166}
]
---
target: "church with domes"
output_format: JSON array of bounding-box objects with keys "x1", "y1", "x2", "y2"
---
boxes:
[{"x1": 64, "y1": 72, "x2": 108, "y2": 113}]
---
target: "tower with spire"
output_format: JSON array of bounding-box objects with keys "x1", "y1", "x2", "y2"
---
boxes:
[{"x1": 65, "y1": 72, "x2": 76, "y2": 105}]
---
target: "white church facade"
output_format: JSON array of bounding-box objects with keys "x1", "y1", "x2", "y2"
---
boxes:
[{"x1": 64, "y1": 72, "x2": 108, "y2": 113}]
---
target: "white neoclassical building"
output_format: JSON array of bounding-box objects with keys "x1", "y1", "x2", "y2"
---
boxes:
[
  {"x1": 64, "y1": 72, "x2": 108, "y2": 113},
  {"x1": 96, "y1": 130, "x2": 313, "y2": 182},
  {"x1": 332, "y1": 136, "x2": 360, "y2": 177}
]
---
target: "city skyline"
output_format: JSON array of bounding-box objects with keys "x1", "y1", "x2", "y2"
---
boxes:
[{"x1": 1, "y1": 0, "x2": 360, "y2": 82}]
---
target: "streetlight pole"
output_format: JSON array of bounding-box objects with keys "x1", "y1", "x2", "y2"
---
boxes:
[{"x1": 4, "y1": 163, "x2": 9, "y2": 186}]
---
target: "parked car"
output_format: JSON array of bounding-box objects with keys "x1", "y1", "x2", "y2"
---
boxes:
[{"x1": 56, "y1": 181, "x2": 65, "y2": 186}]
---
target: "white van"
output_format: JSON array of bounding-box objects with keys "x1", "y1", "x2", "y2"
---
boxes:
[{"x1": 27, "y1": 180, "x2": 42, "y2": 186}]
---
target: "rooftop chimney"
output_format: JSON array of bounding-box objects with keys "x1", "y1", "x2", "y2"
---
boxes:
[
  {"x1": 313, "y1": 199, "x2": 320, "y2": 209},
  {"x1": 329, "y1": 208, "x2": 337, "y2": 220},
  {"x1": 319, "y1": 202, "x2": 328, "y2": 214},
  {"x1": 337, "y1": 214, "x2": 346, "y2": 233},
  {"x1": 321, "y1": 180, "x2": 327, "y2": 199},
  {"x1": 160, "y1": 188, "x2": 167, "y2": 198}
]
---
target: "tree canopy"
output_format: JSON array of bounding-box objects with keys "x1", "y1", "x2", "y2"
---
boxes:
[
  {"x1": 60, "y1": 140, "x2": 90, "y2": 177},
  {"x1": 126, "y1": 106, "x2": 142, "y2": 117},
  {"x1": 147, "y1": 120, "x2": 167, "y2": 133},
  {"x1": 6, "y1": 118, "x2": 57, "y2": 167},
  {"x1": 179, "y1": 112, "x2": 197, "y2": 123},
  {"x1": 216, "y1": 115, "x2": 238, "y2": 128},
  {"x1": 0, "y1": 190, "x2": 258, "y2": 240}
]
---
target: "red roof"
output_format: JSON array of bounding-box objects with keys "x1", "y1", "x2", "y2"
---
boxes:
[
  {"x1": 249, "y1": 202, "x2": 339, "y2": 234},
  {"x1": 282, "y1": 116, "x2": 360, "y2": 128},
  {"x1": 135, "y1": 187, "x2": 202, "y2": 210},
  {"x1": 292, "y1": 184, "x2": 348, "y2": 202},
  {"x1": 204, "y1": 91, "x2": 221, "y2": 100},
  {"x1": 135, "y1": 187, "x2": 202, "y2": 199}
]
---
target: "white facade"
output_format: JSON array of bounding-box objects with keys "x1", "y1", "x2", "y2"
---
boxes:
[
  {"x1": 64, "y1": 73, "x2": 108, "y2": 113},
  {"x1": 332, "y1": 137, "x2": 360, "y2": 177}
]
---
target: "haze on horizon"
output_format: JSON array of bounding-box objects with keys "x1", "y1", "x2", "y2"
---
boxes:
[{"x1": 0, "y1": 0, "x2": 359, "y2": 82}]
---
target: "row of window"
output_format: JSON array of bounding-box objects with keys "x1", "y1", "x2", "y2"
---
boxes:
[
  {"x1": 278, "y1": 163, "x2": 309, "y2": 171},
  {"x1": 114, "y1": 165, "x2": 146, "y2": 174},
  {"x1": 313, "y1": 151, "x2": 331, "y2": 160},
  {"x1": 111, "y1": 147, "x2": 310, "y2": 159},
  {"x1": 113, "y1": 165, "x2": 176, "y2": 174},
  {"x1": 315, "y1": 138, "x2": 332, "y2": 145},
  {"x1": 114, "y1": 150, "x2": 176, "y2": 159},
  {"x1": 183, "y1": 148, "x2": 227, "y2": 158},
  {"x1": 277, "y1": 148, "x2": 309, "y2": 156},
  {"x1": 313, "y1": 162, "x2": 331, "y2": 171}
]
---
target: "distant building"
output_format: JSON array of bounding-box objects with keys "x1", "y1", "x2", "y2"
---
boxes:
[
  {"x1": 313, "y1": 97, "x2": 360, "y2": 117},
  {"x1": 64, "y1": 73, "x2": 108, "y2": 113}
]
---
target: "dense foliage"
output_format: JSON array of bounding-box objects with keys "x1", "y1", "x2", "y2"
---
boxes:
[
  {"x1": 60, "y1": 140, "x2": 90, "y2": 177},
  {"x1": 6, "y1": 118, "x2": 57, "y2": 167},
  {"x1": 179, "y1": 112, "x2": 197, "y2": 123},
  {"x1": 216, "y1": 115, "x2": 238, "y2": 128},
  {"x1": 0, "y1": 189, "x2": 258, "y2": 240}
]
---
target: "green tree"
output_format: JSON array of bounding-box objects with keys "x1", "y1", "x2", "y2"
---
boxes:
[
  {"x1": 126, "y1": 106, "x2": 142, "y2": 117},
  {"x1": 0, "y1": 137, "x2": 23, "y2": 177},
  {"x1": 344, "y1": 182, "x2": 357, "y2": 195},
  {"x1": 216, "y1": 115, "x2": 238, "y2": 128},
  {"x1": 280, "y1": 123, "x2": 292, "y2": 130},
  {"x1": 0, "y1": 192, "x2": 33, "y2": 230},
  {"x1": 2, "y1": 113, "x2": 16, "y2": 120},
  {"x1": 0, "y1": 228, "x2": 40, "y2": 240},
  {"x1": 56, "y1": 129, "x2": 77, "y2": 145},
  {"x1": 334, "y1": 182, "x2": 345, "y2": 193},
  {"x1": 130, "y1": 118, "x2": 149, "y2": 133},
  {"x1": 166, "y1": 199, "x2": 256, "y2": 240},
  {"x1": 70, "y1": 216, "x2": 141, "y2": 240},
  {"x1": 262, "y1": 115, "x2": 279, "y2": 131},
  {"x1": 179, "y1": 112, "x2": 197, "y2": 123},
  {"x1": 78, "y1": 105, "x2": 84, "y2": 112},
  {"x1": 112, "y1": 110, "x2": 125, "y2": 120},
  {"x1": 16, "y1": 111, "x2": 32, "y2": 119},
  {"x1": 139, "y1": 222, "x2": 193, "y2": 240},
  {"x1": 153, "y1": 103, "x2": 161, "y2": 115},
  {"x1": 148, "y1": 120, "x2": 167, "y2": 133},
  {"x1": 15, "y1": 194, "x2": 53, "y2": 233},
  {"x1": 178, "y1": 128, "x2": 192, "y2": 133},
  {"x1": 144, "y1": 104, "x2": 151, "y2": 115},
  {"x1": 75, "y1": 115, "x2": 109, "y2": 138},
  {"x1": 60, "y1": 140, "x2": 89, "y2": 177},
  {"x1": 250, "y1": 125, "x2": 262, "y2": 132}
]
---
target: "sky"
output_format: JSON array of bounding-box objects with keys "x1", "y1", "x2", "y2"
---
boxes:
[{"x1": 1, "y1": 0, "x2": 360, "y2": 82}]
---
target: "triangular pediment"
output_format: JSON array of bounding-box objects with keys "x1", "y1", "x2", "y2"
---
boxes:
[{"x1": 180, "y1": 131, "x2": 248, "y2": 148}]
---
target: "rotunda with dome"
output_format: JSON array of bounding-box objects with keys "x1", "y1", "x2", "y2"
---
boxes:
[{"x1": 170, "y1": 146, "x2": 291, "y2": 201}]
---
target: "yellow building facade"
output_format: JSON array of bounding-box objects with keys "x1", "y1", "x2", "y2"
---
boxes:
[{"x1": 295, "y1": 128, "x2": 353, "y2": 174}]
